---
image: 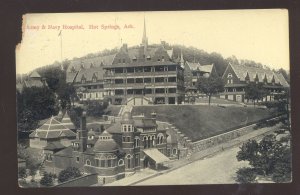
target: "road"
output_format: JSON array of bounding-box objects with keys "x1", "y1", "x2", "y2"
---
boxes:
[{"x1": 135, "y1": 145, "x2": 249, "y2": 185}]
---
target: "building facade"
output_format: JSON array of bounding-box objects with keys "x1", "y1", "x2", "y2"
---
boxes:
[
  {"x1": 66, "y1": 19, "x2": 185, "y2": 105},
  {"x1": 39, "y1": 112, "x2": 177, "y2": 184},
  {"x1": 220, "y1": 63, "x2": 289, "y2": 102}
]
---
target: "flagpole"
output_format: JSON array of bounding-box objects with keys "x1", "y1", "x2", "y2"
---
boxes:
[{"x1": 59, "y1": 30, "x2": 63, "y2": 70}]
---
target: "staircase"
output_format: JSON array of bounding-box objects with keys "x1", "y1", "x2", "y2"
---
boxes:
[{"x1": 39, "y1": 159, "x2": 46, "y2": 176}]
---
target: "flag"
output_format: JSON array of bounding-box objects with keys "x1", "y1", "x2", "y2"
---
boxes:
[{"x1": 58, "y1": 30, "x2": 62, "y2": 36}]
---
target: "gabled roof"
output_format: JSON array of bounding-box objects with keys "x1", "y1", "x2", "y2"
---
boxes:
[
  {"x1": 60, "y1": 111, "x2": 76, "y2": 130},
  {"x1": 185, "y1": 61, "x2": 214, "y2": 73},
  {"x1": 29, "y1": 71, "x2": 41, "y2": 78},
  {"x1": 29, "y1": 116, "x2": 76, "y2": 139},
  {"x1": 66, "y1": 54, "x2": 116, "y2": 83},
  {"x1": 229, "y1": 64, "x2": 289, "y2": 87}
]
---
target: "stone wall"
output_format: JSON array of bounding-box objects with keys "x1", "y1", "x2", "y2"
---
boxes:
[
  {"x1": 191, "y1": 124, "x2": 256, "y2": 153},
  {"x1": 54, "y1": 173, "x2": 98, "y2": 187}
]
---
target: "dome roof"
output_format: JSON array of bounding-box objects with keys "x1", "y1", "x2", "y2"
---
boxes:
[
  {"x1": 121, "y1": 112, "x2": 134, "y2": 122},
  {"x1": 93, "y1": 131, "x2": 119, "y2": 152},
  {"x1": 93, "y1": 139, "x2": 119, "y2": 152}
]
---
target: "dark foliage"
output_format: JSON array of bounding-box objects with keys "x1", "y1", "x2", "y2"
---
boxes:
[
  {"x1": 197, "y1": 77, "x2": 224, "y2": 105},
  {"x1": 58, "y1": 167, "x2": 82, "y2": 183},
  {"x1": 68, "y1": 106, "x2": 83, "y2": 129},
  {"x1": 245, "y1": 83, "x2": 269, "y2": 106},
  {"x1": 18, "y1": 167, "x2": 27, "y2": 179},
  {"x1": 17, "y1": 87, "x2": 58, "y2": 132},
  {"x1": 236, "y1": 167, "x2": 257, "y2": 183},
  {"x1": 40, "y1": 172, "x2": 54, "y2": 186},
  {"x1": 236, "y1": 133, "x2": 291, "y2": 183},
  {"x1": 86, "y1": 99, "x2": 109, "y2": 117}
]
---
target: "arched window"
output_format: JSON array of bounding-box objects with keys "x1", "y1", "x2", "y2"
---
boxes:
[
  {"x1": 128, "y1": 125, "x2": 132, "y2": 132},
  {"x1": 134, "y1": 137, "x2": 140, "y2": 148},
  {"x1": 118, "y1": 159, "x2": 124, "y2": 166},
  {"x1": 143, "y1": 136, "x2": 148, "y2": 148},
  {"x1": 173, "y1": 148, "x2": 177, "y2": 154},
  {"x1": 86, "y1": 159, "x2": 91, "y2": 166},
  {"x1": 152, "y1": 135, "x2": 156, "y2": 146},
  {"x1": 126, "y1": 155, "x2": 132, "y2": 169},
  {"x1": 157, "y1": 133, "x2": 164, "y2": 144}
]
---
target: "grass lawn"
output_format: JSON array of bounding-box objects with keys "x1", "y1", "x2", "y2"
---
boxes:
[
  {"x1": 132, "y1": 105, "x2": 277, "y2": 141},
  {"x1": 195, "y1": 97, "x2": 241, "y2": 105}
]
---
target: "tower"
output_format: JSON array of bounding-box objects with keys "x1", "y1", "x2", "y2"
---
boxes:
[
  {"x1": 77, "y1": 112, "x2": 87, "y2": 152},
  {"x1": 180, "y1": 50, "x2": 185, "y2": 69},
  {"x1": 142, "y1": 16, "x2": 148, "y2": 55},
  {"x1": 121, "y1": 112, "x2": 140, "y2": 172}
]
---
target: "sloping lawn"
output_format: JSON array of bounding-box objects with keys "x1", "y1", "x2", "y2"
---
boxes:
[{"x1": 132, "y1": 105, "x2": 277, "y2": 141}]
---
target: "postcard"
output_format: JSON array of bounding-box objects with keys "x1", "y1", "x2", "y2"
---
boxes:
[{"x1": 16, "y1": 10, "x2": 291, "y2": 187}]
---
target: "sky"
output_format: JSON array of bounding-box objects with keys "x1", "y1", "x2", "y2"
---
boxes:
[{"x1": 16, "y1": 9, "x2": 289, "y2": 74}]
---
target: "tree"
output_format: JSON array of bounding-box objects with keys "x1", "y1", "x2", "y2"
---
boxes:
[
  {"x1": 17, "y1": 86, "x2": 58, "y2": 132},
  {"x1": 236, "y1": 133, "x2": 291, "y2": 183},
  {"x1": 40, "y1": 172, "x2": 54, "y2": 186},
  {"x1": 58, "y1": 167, "x2": 82, "y2": 183},
  {"x1": 18, "y1": 167, "x2": 27, "y2": 179},
  {"x1": 244, "y1": 83, "x2": 268, "y2": 107},
  {"x1": 86, "y1": 99, "x2": 109, "y2": 117},
  {"x1": 236, "y1": 167, "x2": 256, "y2": 183},
  {"x1": 197, "y1": 77, "x2": 224, "y2": 106}
]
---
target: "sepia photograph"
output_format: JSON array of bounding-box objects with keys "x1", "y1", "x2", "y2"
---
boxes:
[{"x1": 16, "y1": 10, "x2": 291, "y2": 187}]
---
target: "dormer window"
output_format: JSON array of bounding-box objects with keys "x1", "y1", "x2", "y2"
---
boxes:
[
  {"x1": 81, "y1": 75, "x2": 86, "y2": 84},
  {"x1": 92, "y1": 73, "x2": 97, "y2": 82},
  {"x1": 162, "y1": 56, "x2": 165, "y2": 62}
]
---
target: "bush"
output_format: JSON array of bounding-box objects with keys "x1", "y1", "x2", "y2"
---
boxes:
[
  {"x1": 18, "y1": 167, "x2": 27, "y2": 179},
  {"x1": 40, "y1": 172, "x2": 54, "y2": 187},
  {"x1": 236, "y1": 167, "x2": 256, "y2": 183},
  {"x1": 58, "y1": 167, "x2": 82, "y2": 183}
]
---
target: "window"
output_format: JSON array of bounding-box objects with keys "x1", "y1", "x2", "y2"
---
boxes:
[
  {"x1": 96, "y1": 159, "x2": 99, "y2": 167},
  {"x1": 227, "y1": 73, "x2": 232, "y2": 78},
  {"x1": 168, "y1": 77, "x2": 176, "y2": 82},
  {"x1": 115, "y1": 89, "x2": 124, "y2": 95},
  {"x1": 144, "y1": 78, "x2": 151, "y2": 83},
  {"x1": 173, "y1": 149, "x2": 177, "y2": 154},
  {"x1": 100, "y1": 160, "x2": 105, "y2": 167},
  {"x1": 128, "y1": 125, "x2": 132, "y2": 132},
  {"x1": 126, "y1": 156, "x2": 132, "y2": 169},
  {"x1": 127, "y1": 89, "x2": 134, "y2": 94},
  {"x1": 155, "y1": 77, "x2": 164, "y2": 83},
  {"x1": 86, "y1": 159, "x2": 91, "y2": 166},
  {"x1": 122, "y1": 136, "x2": 126, "y2": 142},
  {"x1": 123, "y1": 59, "x2": 126, "y2": 63},
  {"x1": 123, "y1": 125, "x2": 127, "y2": 132},
  {"x1": 155, "y1": 88, "x2": 165, "y2": 94},
  {"x1": 126, "y1": 137, "x2": 131, "y2": 142},
  {"x1": 76, "y1": 157, "x2": 80, "y2": 162},
  {"x1": 135, "y1": 154, "x2": 140, "y2": 166},
  {"x1": 134, "y1": 137, "x2": 140, "y2": 148},
  {"x1": 127, "y1": 78, "x2": 134, "y2": 83},
  {"x1": 127, "y1": 67, "x2": 134, "y2": 73},
  {"x1": 107, "y1": 159, "x2": 112, "y2": 167},
  {"x1": 144, "y1": 67, "x2": 151, "y2": 72},
  {"x1": 136, "y1": 78, "x2": 143, "y2": 83},
  {"x1": 118, "y1": 159, "x2": 124, "y2": 166},
  {"x1": 168, "y1": 88, "x2": 176, "y2": 93},
  {"x1": 115, "y1": 79, "x2": 124, "y2": 84}
]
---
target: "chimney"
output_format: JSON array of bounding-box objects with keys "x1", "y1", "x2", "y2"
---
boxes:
[
  {"x1": 151, "y1": 112, "x2": 157, "y2": 121},
  {"x1": 79, "y1": 111, "x2": 87, "y2": 152}
]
